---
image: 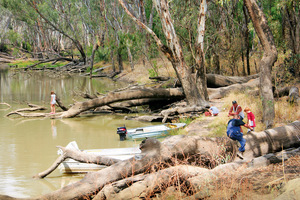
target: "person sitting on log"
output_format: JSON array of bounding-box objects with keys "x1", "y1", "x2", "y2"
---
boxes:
[{"x1": 226, "y1": 114, "x2": 253, "y2": 157}]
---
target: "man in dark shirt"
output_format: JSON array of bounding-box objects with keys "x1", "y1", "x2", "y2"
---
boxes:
[{"x1": 227, "y1": 114, "x2": 253, "y2": 153}]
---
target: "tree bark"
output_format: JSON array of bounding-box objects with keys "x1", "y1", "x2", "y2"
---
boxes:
[
  {"x1": 90, "y1": 43, "x2": 99, "y2": 79},
  {"x1": 194, "y1": 0, "x2": 209, "y2": 101},
  {"x1": 243, "y1": 2, "x2": 251, "y2": 75},
  {"x1": 127, "y1": 45, "x2": 134, "y2": 71},
  {"x1": 244, "y1": 0, "x2": 278, "y2": 128}
]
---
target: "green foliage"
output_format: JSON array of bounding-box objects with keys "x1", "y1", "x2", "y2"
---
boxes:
[
  {"x1": 0, "y1": 43, "x2": 8, "y2": 53},
  {"x1": 7, "y1": 30, "x2": 21, "y2": 47},
  {"x1": 178, "y1": 117, "x2": 193, "y2": 125},
  {"x1": 148, "y1": 61, "x2": 160, "y2": 77},
  {"x1": 0, "y1": 0, "x2": 297, "y2": 77}
]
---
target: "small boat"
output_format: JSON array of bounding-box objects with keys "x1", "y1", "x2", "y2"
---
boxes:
[
  {"x1": 116, "y1": 123, "x2": 186, "y2": 141},
  {"x1": 58, "y1": 141, "x2": 141, "y2": 174}
]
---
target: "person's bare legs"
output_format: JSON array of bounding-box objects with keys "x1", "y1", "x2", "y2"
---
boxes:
[{"x1": 51, "y1": 104, "x2": 55, "y2": 114}]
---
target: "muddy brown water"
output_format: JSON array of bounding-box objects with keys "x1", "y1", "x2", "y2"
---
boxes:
[{"x1": 0, "y1": 68, "x2": 153, "y2": 198}]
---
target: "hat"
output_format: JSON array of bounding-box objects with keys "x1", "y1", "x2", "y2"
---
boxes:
[{"x1": 232, "y1": 100, "x2": 237, "y2": 104}]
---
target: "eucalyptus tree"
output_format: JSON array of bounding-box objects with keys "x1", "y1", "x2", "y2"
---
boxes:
[
  {"x1": 119, "y1": 0, "x2": 209, "y2": 106},
  {"x1": 78, "y1": 0, "x2": 107, "y2": 78},
  {"x1": 0, "y1": 0, "x2": 41, "y2": 55},
  {"x1": 244, "y1": 0, "x2": 278, "y2": 128},
  {"x1": 280, "y1": 0, "x2": 300, "y2": 77},
  {"x1": 23, "y1": 0, "x2": 91, "y2": 62}
]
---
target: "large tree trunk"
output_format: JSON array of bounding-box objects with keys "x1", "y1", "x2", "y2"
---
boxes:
[
  {"x1": 90, "y1": 42, "x2": 99, "y2": 79},
  {"x1": 119, "y1": 0, "x2": 208, "y2": 107},
  {"x1": 13, "y1": 121, "x2": 299, "y2": 200},
  {"x1": 243, "y1": 2, "x2": 251, "y2": 75},
  {"x1": 244, "y1": 0, "x2": 278, "y2": 128},
  {"x1": 194, "y1": 0, "x2": 209, "y2": 101}
]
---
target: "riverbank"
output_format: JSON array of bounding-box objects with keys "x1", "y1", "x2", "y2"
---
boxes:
[{"x1": 116, "y1": 62, "x2": 300, "y2": 199}]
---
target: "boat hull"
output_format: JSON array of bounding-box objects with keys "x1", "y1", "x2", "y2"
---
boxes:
[
  {"x1": 58, "y1": 143, "x2": 141, "y2": 174},
  {"x1": 126, "y1": 123, "x2": 186, "y2": 139}
]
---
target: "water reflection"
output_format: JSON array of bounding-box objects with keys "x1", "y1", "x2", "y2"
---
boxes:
[
  {"x1": 0, "y1": 68, "x2": 152, "y2": 198},
  {"x1": 51, "y1": 120, "x2": 57, "y2": 139}
]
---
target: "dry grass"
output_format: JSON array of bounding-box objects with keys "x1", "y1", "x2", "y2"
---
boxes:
[
  {"x1": 118, "y1": 57, "x2": 176, "y2": 84},
  {"x1": 208, "y1": 90, "x2": 300, "y2": 136}
]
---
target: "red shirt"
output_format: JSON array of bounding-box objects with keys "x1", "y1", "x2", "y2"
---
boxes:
[{"x1": 247, "y1": 112, "x2": 256, "y2": 127}]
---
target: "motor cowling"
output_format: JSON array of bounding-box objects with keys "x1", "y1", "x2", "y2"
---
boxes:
[{"x1": 117, "y1": 126, "x2": 127, "y2": 141}]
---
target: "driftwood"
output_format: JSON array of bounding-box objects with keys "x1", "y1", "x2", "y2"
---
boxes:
[
  {"x1": 18, "y1": 121, "x2": 299, "y2": 200},
  {"x1": 6, "y1": 104, "x2": 47, "y2": 117},
  {"x1": 0, "y1": 102, "x2": 11, "y2": 109},
  {"x1": 83, "y1": 65, "x2": 112, "y2": 76}
]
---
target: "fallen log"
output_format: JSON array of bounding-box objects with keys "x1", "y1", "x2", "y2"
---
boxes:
[
  {"x1": 33, "y1": 144, "x2": 121, "y2": 179},
  {"x1": 161, "y1": 106, "x2": 207, "y2": 123},
  {"x1": 23, "y1": 121, "x2": 299, "y2": 200},
  {"x1": 207, "y1": 78, "x2": 259, "y2": 99},
  {"x1": 206, "y1": 73, "x2": 260, "y2": 88},
  {"x1": 26, "y1": 57, "x2": 73, "y2": 69},
  {"x1": 6, "y1": 104, "x2": 47, "y2": 117},
  {"x1": 59, "y1": 87, "x2": 185, "y2": 118},
  {"x1": 288, "y1": 86, "x2": 300, "y2": 104},
  {"x1": 274, "y1": 86, "x2": 291, "y2": 98},
  {"x1": 0, "y1": 102, "x2": 11, "y2": 109}
]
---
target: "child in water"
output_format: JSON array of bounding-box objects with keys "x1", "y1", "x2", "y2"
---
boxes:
[{"x1": 50, "y1": 91, "x2": 56, "y2": 114}]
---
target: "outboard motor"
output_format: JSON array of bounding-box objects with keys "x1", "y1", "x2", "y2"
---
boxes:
[{"x1": 117, "y1": 126, "x2": 127, "y2": 141}]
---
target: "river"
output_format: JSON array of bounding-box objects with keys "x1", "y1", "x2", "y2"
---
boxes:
[{"x1": 0, "y1": 67, "x2": 152, "y2": 198}]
